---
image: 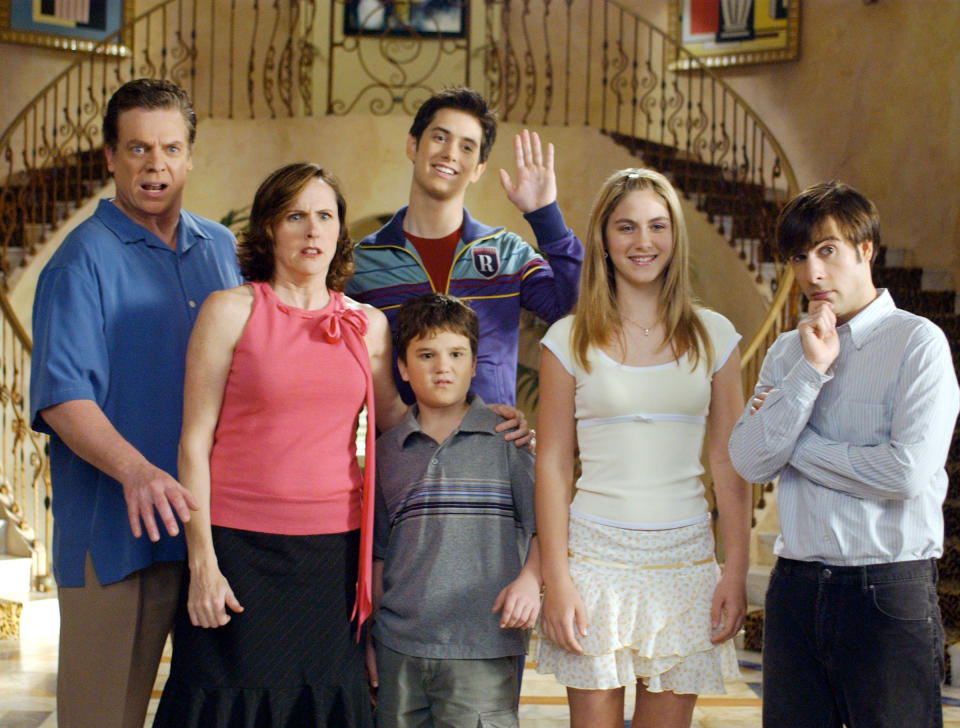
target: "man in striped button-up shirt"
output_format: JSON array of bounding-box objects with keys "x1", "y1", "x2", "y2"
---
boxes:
[{"x1": 729, "y1": 181, "x2": 959, "y2": 728}]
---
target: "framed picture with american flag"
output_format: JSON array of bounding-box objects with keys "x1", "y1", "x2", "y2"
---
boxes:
[{"x1": 0, "y1": 0, "x2": 132, "y2": 55}]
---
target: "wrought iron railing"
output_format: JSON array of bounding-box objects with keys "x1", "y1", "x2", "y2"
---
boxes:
[
  {"x1": 0, "y1": 288, "x2": 50, "y2": 590},
  {"x1": 0, "y1": 0, "x2": 800, "y2": 582}
]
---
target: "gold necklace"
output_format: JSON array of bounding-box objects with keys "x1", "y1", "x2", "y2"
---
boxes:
[{"x1": 620, "y1": 313, "x2": 658, "y2": 336}]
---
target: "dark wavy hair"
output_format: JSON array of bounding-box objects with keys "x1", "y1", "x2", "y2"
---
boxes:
[
  {"x1": 103, "y1": 79, "x2": 196, "y2": 150},
  {"x1": 776, "y1": 181, "x2": 880, "y2": 265},
  {"x1": 237, "y1": 163, "x2": 353, "y2": 289},
  {"x1": 394, "y1": 293, "x2": 479, "y2": 364},
  {"x1": 408, "y1": 87, "x2": 497, "y2": 163}
]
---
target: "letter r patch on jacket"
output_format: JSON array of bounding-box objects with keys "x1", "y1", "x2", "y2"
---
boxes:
[{"x1": 471, "y1": 247, "x2": 500, "y2": 278}]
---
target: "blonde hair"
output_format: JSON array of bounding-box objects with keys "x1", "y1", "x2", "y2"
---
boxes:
[{"x1": 571, "y1": 168, "x2": 711, "y2": 373}]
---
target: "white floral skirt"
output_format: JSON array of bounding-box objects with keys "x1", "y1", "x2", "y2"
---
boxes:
[{"x1": 535, "y1": 511, "x2": 740, "y2": 693}]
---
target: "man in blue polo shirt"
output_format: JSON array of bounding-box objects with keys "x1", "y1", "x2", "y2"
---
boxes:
[{"x1": 30, "y1": 79, "x2": 242, "y2": 728}]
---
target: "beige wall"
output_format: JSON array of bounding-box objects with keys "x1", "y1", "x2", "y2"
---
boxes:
[
  {"x1": 643, "y1": 0, "x2": 960, "y2": 283},
  {"x1": 185, "y1": 115, "x2": 765, "y2": 334},
  {"x1": 0, "y1": 0, "x2": 160, "y2": 135},
  {"x1": 11, "y1": 115, "x2": 765, "y2": 350},
  {"x1": 4, "y1": 1, "x2": 957, "y2": 281},
  {"x1": 0, "y1": 45, "x2": 75, "y2": 135}
]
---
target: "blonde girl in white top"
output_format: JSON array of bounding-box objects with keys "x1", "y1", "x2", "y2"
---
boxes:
[{"x1": 535, "y1": 168, "x2": 751, "y2": 728}]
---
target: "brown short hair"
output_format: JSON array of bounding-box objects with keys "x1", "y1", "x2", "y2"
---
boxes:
[
  {"x1": 394, "y1": 293, "x2": 479, "y2": 363},
  {"x1": 776, "y1": 181, "x2": 880, "y2": 263},
  {"x1": 103, "y1": 79, "x2": 196, "y2": 150},
  {"x1": 238, "y1": 163, "x2": 353, "y2": 289},
  {"x1": 408, "y1": 87, "x2": 497, "y2": 163}
]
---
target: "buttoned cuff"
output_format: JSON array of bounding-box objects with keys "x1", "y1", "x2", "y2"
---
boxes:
[{"x1": 785, "y1": 356, "x2": 832, "y2": 397}]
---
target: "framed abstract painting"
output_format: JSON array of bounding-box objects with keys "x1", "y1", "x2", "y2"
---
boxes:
[
  {"x1": 344, "y1": 0, "x2": 467, "y2": 38},
  {"x1": 668, "y1": 0, "x2": 800, "y2": 69}
]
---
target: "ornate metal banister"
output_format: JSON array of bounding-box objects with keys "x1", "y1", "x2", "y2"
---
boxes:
[
  {"x1": 0, "y1": 0, "x2": 801, "y2": 584},
  {"x1": 0, "y1": 286, "x2": 50, "y2": 589}
]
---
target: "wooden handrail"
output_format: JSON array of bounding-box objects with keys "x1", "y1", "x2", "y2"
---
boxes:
[{"x1": 741, "y1": 268, "x2": 795, "y2": 367}]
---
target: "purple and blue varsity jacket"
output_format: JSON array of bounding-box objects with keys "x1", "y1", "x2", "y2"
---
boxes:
[{"x1": 345, "y1": 201, "x2": 583, "y2": 405}]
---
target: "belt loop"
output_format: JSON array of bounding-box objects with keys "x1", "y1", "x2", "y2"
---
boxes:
[{"x1": 860, "y1": 565, "x2": 869, "y2": 592}]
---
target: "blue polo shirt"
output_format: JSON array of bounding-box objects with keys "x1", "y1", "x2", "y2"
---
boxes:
[{"x1": 30, "y1": 199, "x2": 242, "y2": 587}]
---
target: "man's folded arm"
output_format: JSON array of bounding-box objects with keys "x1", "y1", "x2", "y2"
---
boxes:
[{"x1": 789, "y1": 332, "x2": 959, "y2": 500}]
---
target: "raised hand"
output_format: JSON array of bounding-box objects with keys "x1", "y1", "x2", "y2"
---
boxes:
[
  {"x1": 798, "y1": 300, "x2": 839, "y2": 374},
  {"x1": 498, "y1": 129, "x2": 557, "y2": 213}
]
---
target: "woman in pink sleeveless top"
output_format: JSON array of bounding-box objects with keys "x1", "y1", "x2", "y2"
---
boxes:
[{"x1": 154, "y1": 163, "x2": 409, "y2": 727}]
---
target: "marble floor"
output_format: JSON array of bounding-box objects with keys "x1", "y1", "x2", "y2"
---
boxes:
[{"x1": 3, "y1": 602, "x2": 960, "y2": 727}]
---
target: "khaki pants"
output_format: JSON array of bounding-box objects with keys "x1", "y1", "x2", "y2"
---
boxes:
[
  {"x1": 375, "y1": 641, "x2": 519, "y2": 728},
  {"x1": 57, "y1": 553, "x2": 182, "y2": 728}
]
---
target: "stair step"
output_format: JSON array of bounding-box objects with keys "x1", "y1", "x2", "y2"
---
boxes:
[
  {"x1": 874, "y1": 267, "x2": 922, "y2": 301},
  {"x1": 922, "y1": 269, "x2": 955, "y2": 293},
  {"x1": 946, "y1": 625, "x2": 960, "y2": 686},
  {"x1": 746, "y1": 564, "x2": 771, "y2": 606},
  {"x1": 945, "y1": 499, "x2": 960, "y2": 540},
  {"x1": 889, "y1": 289, "x2": 956, "y2": 317},
  {"x1": 931, "y1": 313, "x2": 960, "y2": 341},
  {"x1": 878, "y1": 246, "x2": 910, "y2": 267},
  {"x1": 941, "y1": 537, "x2": 960, "y2": 582},
  {"x1": 948, "y1": 464, "x2": 960, "y2": 502},
  {"x1": 742, "y1": 606, "x2": 764, "y2": 652},
  {"x1": 0, "y1": 554, "x2": 31, "y2": 595},
  {"x1": 756, "y1": 531, "x2": 778, "y2": 566},
  {"x1": 733, "y1": 603, "x2": 764, "y2": 651},
  {"x1": 0, "y1": 589, "x2": 58, "y2": 640},
  {"x1": 938, "y1": 579, "x2": 960, "y2": 631}
]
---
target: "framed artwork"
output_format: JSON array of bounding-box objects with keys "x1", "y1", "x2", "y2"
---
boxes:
[
  {"x1": 668, "y1": 0, "x2": 800, "y2": 69},
  {"x1": 344, "y1": 0, "x2": 467, "y2": 38},
  {"x1": 0, "y1": 0, "x2": 132, "y2": 55}
]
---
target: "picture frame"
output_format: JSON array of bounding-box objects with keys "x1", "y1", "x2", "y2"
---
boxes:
[
  {"x1": 0, "y1": 0, "x2": 132, "y2": 55},
  {"x1": 668, "y1": 0, "x2": 800, "y2": 69},
  {"x1": 344, "y1": 0, "x2": 467, "y2": 38}
]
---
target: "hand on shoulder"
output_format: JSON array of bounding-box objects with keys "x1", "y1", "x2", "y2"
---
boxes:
[
  {"x1": 345, "y1": 296, "x2": 385, "y2": 324},
  {"x1": 347, "y1": 297, "x2": 390, "y2": 349}
]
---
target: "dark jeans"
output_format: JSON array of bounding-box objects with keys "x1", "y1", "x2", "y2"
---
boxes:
[{"x1": 762, "y1": 556, "x2": 944, "y2": 728}]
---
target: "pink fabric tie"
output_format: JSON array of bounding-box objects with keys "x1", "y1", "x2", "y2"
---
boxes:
[{"x1": 313, "y1": 293, "x2": 376, "y2": 637}]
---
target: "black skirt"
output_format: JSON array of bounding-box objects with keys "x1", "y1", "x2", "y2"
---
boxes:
[{"x1": 153, "y1": 527, "x2": 372, "y2": 728}]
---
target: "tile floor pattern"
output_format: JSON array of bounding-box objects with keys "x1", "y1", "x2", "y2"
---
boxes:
[{"x1": 3, "y1": 605, "x2": 960, "y2": 727}]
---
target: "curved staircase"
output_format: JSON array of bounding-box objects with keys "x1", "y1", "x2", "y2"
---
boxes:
[{"x1": 0, "y1": 0, "x2": 861, "y2": 657}]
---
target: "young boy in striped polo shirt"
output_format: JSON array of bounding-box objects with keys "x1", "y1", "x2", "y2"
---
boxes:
[{"x1": 367, "y1": 293, "x2": 541, "y2": 728}]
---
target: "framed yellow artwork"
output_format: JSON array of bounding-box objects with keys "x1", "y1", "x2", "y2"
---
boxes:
[{"x1": 668, "y1": 0, "x2": 800, "y2": 69}]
